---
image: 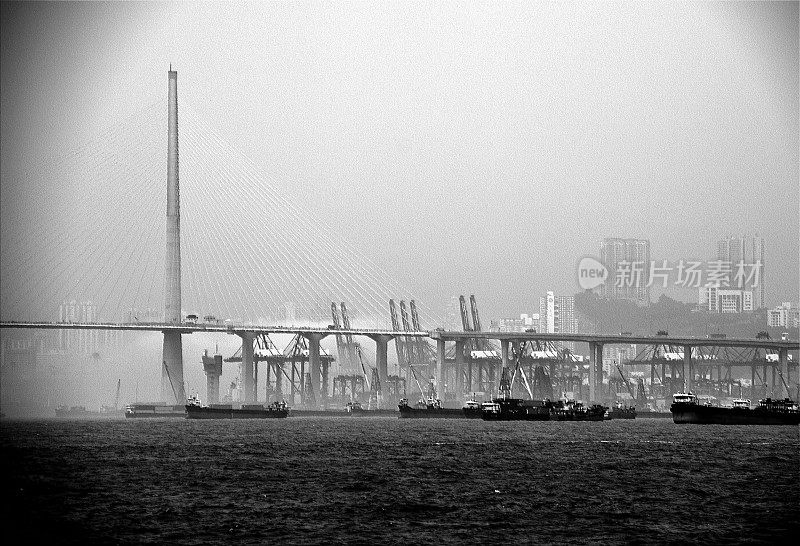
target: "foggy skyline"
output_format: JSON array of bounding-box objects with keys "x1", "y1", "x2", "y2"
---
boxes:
[{"x1": 1, "y1": 1, "x2": 798, "y2": 323}]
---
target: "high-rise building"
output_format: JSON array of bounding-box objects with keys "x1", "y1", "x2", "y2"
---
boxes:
[
  {"x1": 492, "y1": 313, "x2": 539, "y2": 333},
  {"x1": 538, "y1": 292, "x2": 576, "y2": 335},
  {"x1": 699, "y1": 287, "x2": 754, "y2": 313},
  {"x1": 716, "y1": 235, "x2": 765, "y2": 309},
  {"x1": 766, "y1": 302, "x2": 799, "y2": 329},
  {"x1": 599, "y1": 238, "x2": 650, "y2": 305}
]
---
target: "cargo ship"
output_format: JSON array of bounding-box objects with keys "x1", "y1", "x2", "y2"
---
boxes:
[
  {"x1": 481, "y1": 398, "x2": 554, "y2": 421},
  {"x1": 124, "y1": 402, "x2": 186, "y2": 418},
  {"x1": 551, "y1": 400, "x2": 607, "y2": 421},
  {"x1": 398, "y1": 397, "x2": 468, "y2": 418},
  {"x1": 185, "y1": 395, "x2": 288, "y2": 419},
  {"x1": 481, "y1": 398, "x2": 607, "y2": 421},
  {"x1": 55, "y1": 405, "x2": 95, "y2": 418},
  {"x1": 671, "y1": 392, "x2": 800, "y2": 425}
]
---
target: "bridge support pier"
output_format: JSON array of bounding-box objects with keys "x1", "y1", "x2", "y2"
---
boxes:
[
  {"x1": 500, "y1": 339, "x2": 510, "y2": 398},
  {"x1": 779, "y1": 347, "x2": 789, "y2": 398},
  {"x1": 436, "y1": 339, "x2": 446, "y2": 395},
  {"x1": 238, "y1": 333, "x2": 255, "y2": 402},
  {"x1": 589, "y1": 342, "x2": 603, "y2": 403},
  {"x1": 305, "y1": 333, "x2": 325, "y2": 408},
  {"x1": 162, "y1": 331, "x2": 185, "y2": 404},
  {"x1": 454, "y1": 339, "x2": 466, "y2": 400},
  {"x1": 369, "y1": 334, "x2": 392, "y2": 409},
  {"x1": 684, "y1": 345, "x2": 693, "y2": 392},
  {"x1": 202, "y1": 351, "x2": 223, "y2": 405}
]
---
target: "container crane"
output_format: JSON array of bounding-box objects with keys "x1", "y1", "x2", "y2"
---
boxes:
[
  {"x1": 399, "y1": 300, "x2": 418, "y2": 366},
  {"x1": 469, "y1": 295, "x2": 485, "y2": 350},
  {"x1": 389, "y1": 299, "x2": 408, "y2": 367},
  {"x1": 330, "y1": 302, "x2": 349, "y2": 371},
  {"x1": 409, "y1": 299, "x2": 434, "y2": 366},
  {"x1": 616, "y1": 362, "x2": 636, "y2": 400},
  {"x1": 340, "y1": 302, "x2": 359, "y2": 372}
]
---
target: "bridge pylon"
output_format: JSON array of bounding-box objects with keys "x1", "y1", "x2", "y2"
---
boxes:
[{"x1": 161, "y1": 67, "x2": 185, "y2": 404}]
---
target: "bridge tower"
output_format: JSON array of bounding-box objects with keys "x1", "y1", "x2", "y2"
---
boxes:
[{"x1": 161, "y1": 67, "x2": 186, "y2": 403}]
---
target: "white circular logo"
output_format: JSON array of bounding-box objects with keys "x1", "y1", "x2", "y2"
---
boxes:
[{"x1": 577, "y1": 257, "x2": 608, "y2": 290}]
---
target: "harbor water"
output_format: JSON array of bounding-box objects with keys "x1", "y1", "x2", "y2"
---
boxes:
[{"x1": 2, "y1": 418, "x2": 798, "y2": 544}]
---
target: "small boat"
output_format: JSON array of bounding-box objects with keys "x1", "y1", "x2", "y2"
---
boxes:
[
  {"x1": 606, "y1": 401, "x2": 637, "y2": 420},
  {"x1": 54, "y1": 405, "x2": 95, "y2": 418},
  {"x1": 671, "y1": 392, "x2": 800, "y2": 425},
  {"x1": 345, "y1": 401, "x2": 365, "y2": 413},
  {"x1": 462, "y1": 399, "x2": 483, "y2": 419}
]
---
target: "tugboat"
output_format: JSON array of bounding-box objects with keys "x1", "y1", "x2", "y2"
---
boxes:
[{"x1": 671, "y1": 392, "x2": 800, "y2": 425}]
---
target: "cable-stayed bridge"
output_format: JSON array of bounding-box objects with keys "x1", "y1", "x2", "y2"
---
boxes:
[{"x1": 1, "y1": 70, "x2": 798, "y2": 410}]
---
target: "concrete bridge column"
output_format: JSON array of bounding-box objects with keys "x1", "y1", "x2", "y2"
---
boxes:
[
  {"x1": 588, "y1": 342, "x2": 597, "y2": 402},
  {"x1": 779, "y1": 348, "x2": 789, "y2": 398},
  {"x1": 501, "y1": 339, "x2": 510, "y2": 368},
  {"x1": 162, "y1": 331, "x2": 186, "y2": 404},
  {"x1": 436, "y1": 339, "x2": 446, "y2": 394},
  {"x1": 202, "y1": 351, "x2": 223, "y2": 405},
  {"x1": 370, "y1": 334, "x2": 392, "y2": 408},
  {"x1": 274, "y1": 363, "x2": 283, "y2": 403},
  {"x1": 454, "y1": 340, "x2": 466, "y2": 399},
  {"x1": 305, "y1": 333, "x2": 324, "y2": 408},
  {"x1": 239, "y1": 333, "x2": 255, "y2": 402},
  {"x1": 684, "y1": 345, "x2": 693, "y2": 392},
  {"x1": 589, "y1": 342, "x2": 604, "y2": 402}
]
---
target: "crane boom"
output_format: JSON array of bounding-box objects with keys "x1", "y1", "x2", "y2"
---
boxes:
[
  {"x1": 616, "y1": 362, "x2": 636, "y2": 399},
  {"x1": 340, "y1": 303, "x2": 358, "y2": 372},
  {"x1": 408, "y1": 365, "x2": 427, "y2": 400},
  {"x1": 399, "y1": 300, "x2": 417, "y2": 366},
  {"x1": 459, "y1": 295, "x2": 473, "y2": 332},
  {"x1": 469, "y1": 295, "x2": 484, "y2": 350},
  {"x1": 331, "y1": 302, "x2": 348, "y2": 371},
  {"x1": 409, "y1": 300, "x2": 431, "y2": 366}
]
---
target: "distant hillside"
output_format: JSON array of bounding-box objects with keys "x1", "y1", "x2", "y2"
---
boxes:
[{"x1": 574, "y1": 291, "x2": 796, "y2": 340}]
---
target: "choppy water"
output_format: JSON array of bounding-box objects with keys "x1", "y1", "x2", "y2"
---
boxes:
[{"x1": 2, "y1": 418, "x2": 798, "y2": 545}]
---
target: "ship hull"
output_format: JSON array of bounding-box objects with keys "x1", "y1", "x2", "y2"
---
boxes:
[
  {"x1": 636, "y1": 410, "x2": 672, "y2": 419},
  {"x1": 551, "y1": 410, "x2": 606, "y2": 422},
  {"x1": 125, "y1": 404, "x2": 186, "y2": 418},
  {"x1": 482, "y1": 409, "x2": 551, "y2": 421},
  {"x1": 671, "y1": 404, "x2": 800, "y2": 425},
  {"x1": 608, "y1": 409, "x2": 636, "y2": 420},
  {"x1": 289, "y1": 409, "x2": 397, "y2": 417},
  {"x1": 398, "y1": 405, "x2": 466, "y2": 418},
  {"x1": 186, "y1": 405, "x2": 288, "y2": 419}
]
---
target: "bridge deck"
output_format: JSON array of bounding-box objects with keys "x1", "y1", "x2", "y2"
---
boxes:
[{"x1": 0, "y1": 321, "x2": 797, "y2": 350}]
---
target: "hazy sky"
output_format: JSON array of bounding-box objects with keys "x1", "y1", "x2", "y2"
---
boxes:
[{"x1": 2, "y1": 1, "x2": 798, "y2": 322}]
